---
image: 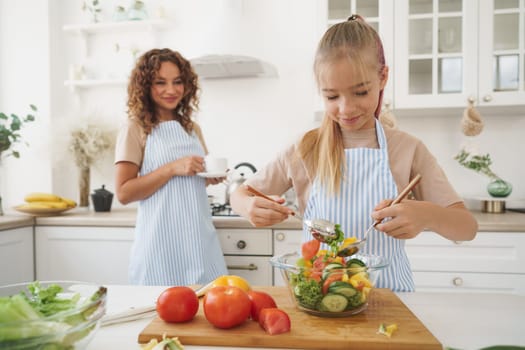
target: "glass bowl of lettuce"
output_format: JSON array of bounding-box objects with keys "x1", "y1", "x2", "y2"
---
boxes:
[
  {"x1": 270, "y1": 251, "x2": 389, "y2": 317},
  {"x1": 0, "y1": 281, "x2": 107, "y2": 349}
]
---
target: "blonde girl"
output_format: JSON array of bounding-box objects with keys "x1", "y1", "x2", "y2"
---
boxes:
[{"x1": 231, "y1": 16, "x2": 477, "y2": 291}]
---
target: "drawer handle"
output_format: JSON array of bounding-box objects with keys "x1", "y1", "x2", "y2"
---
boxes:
[
  {"x1": 452, "y1": 277, "x2": 463, "y2": 286},
  {"x1": 227, "y1": 263, "x2": 258, "y2": 271},
  {"x1": 276, "y1": 232, "x2": 285, "y2": 241},
  {"x1": 236, "y1": 240, "x2": 247, "y2": 249}
]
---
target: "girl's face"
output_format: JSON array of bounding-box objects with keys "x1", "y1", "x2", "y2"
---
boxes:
[
  {"x1": 319, "y1": 56, "x2": 387, "y2": 132},
  {"x1": 150, "y1": 61, "x2": 185, "y2": 119}
]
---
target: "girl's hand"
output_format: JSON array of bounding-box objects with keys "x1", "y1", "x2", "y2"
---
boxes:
[
  {"x1": 371, "y1": 199, "x2": 429, "y2": 239},
  {"x1": 172, "y1": 156, "x2": 205, "y2": 176},
  {"x1": 245, "y1": 195, "x2": 291, "y2": 227}
]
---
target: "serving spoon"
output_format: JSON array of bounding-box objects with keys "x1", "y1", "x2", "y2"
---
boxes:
[
  {"x1": 244, "y1": 185, "x2": 338, "y2": 241},
  {"x1": 336, "y1": 173, "x2": 422, "y2": 257}
]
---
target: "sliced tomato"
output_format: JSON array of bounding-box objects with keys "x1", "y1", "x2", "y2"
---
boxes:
[
  {"x1": 258, "y1": 308, "x2": 291, "y2": 335},
  {"x1": 301, "y1": 239, "x2": 320, "y2": 261},
  {"x1": 247, "y1": 290, "x2": 277, "y2": 321},
  {"x1": 321, "y1": 271, "x2": 344, "y2": 295}
]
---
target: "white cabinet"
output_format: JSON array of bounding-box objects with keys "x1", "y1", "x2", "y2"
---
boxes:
[
  {"x1": 35, "y1": 226, "x2": 134, "y2": 285},
  {"x1": 0, "y1": 227, "x2": 34, "y2": 285},
  {"x1": 272, "y1": 229, "x2": 302, "y2": 286},
  {"x1": 217, "y1": 228, "x2": 273, "y2": 287},
  {"x1": 406, "y1": 231, "x2": 525, "y2": 294},
  {"x1": 394, "y1": 0, "x2": 525, "y2": 109}
]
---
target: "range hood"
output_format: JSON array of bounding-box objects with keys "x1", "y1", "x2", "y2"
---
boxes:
[{"x1": 190, "y1": 54, "x2": 278, "y2": 79}]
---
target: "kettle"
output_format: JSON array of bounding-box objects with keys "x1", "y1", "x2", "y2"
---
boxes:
[
  {"x1": 91, "y1": 185, "x2": 114, "y2": 212},
  {"x1": 224, "y1": 162, "x2": 257, "y2": 205}
]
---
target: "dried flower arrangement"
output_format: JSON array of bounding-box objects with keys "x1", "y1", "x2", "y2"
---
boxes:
[
  {"x1": 69, "y1": 125, "x2": 112, "y2": 169},
  {"x1": 69, "y1": 125, "x2": 113, "y2": 206}
]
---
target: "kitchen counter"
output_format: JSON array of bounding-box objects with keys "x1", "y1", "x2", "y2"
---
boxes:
[
  {"x1": 0, "y1": 214, "x2": 34, "y2": 230},
  {"x1": 90, "y1": 285, "x2": 525, "y2": 350},
  {"x1": 1, "y1": 207, "x2": 525, "y2": 231}
]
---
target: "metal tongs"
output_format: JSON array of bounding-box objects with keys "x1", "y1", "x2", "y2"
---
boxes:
[{"x1": 244, "y1": 185, "x2": 337, "y2": 240}]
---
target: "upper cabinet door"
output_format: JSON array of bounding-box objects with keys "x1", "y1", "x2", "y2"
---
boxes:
[
  {"x1": 478, "y1": 0, "x2": 525, "y2": 107},
  {"x1": 394, "y1": 0, "x2": 478, "y2": 109}
]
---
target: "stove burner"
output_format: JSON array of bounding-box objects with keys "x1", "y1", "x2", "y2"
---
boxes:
[{"x1": 210, "y1": 203, "x2": 238, "y2": 217}]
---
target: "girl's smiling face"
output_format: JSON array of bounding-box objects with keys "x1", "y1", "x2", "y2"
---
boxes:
[
  {"x1": 319, "y1": 56, "x2": 388, "y2": 132},
  {"x1": 150, "y1": 61, "x2": 185, "y2": 120}
]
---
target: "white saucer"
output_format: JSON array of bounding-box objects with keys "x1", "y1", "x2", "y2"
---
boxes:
[{"x1": 197, "y1": 172, "x2": 227, "y2": 178}]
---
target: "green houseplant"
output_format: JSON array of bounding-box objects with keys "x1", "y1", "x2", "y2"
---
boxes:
[
  {"x1": 0, "y1": 104, "x2": 37, "y2": 215},
  {"x1": 454, "y1": 148, "x2": 512, "y2": 198}
]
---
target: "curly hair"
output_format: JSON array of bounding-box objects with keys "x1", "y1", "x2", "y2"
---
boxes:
[{"x1": 127, "y1": 48, "x2": 200, "y2": 135}]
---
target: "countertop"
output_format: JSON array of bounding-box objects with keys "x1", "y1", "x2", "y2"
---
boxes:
[
  {"x1": 90, "y1": 285, "x2": 525, "y2": 350},
  {"x1": 2, "y1": 207, "x2": 525, "y2": 231}
]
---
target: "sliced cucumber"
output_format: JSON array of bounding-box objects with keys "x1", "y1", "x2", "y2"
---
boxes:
[
  {"x1": 346, "y1": 258, "x2": 366, "y2": 269},
  {"x1": 321, "y1": 262, "x2": 344, "y2": 280},
  {"x1": 328, "y1": 282, "x2": 357, "y2": 298},
  {"x1": 319, "y1": 293, "x2": 348, "y2": 312}
]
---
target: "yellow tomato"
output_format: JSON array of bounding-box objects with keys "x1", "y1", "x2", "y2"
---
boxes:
[{"x1": 211, "y1": 275, "x2": 251, "y2": 292}]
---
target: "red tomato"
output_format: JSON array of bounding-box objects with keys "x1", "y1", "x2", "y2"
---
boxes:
[
  {"x1": 258, "y1": 308, "x2": 291, "y2": 335},
  {"x1": 156, "y1": 286, "x2": 199, "y2": 323},
  {"x1": 247, "y1": 290, "x2": 277, "y2": 321},
  {"x1": 301, "y1": 239, "x2": 320, "y2": 260},
  {"x1": 203, "y1": 286, "x2": 251, "y2": 329},
  {"x1": 321, "y1": 271, "x2": 344, "y2": 295}
]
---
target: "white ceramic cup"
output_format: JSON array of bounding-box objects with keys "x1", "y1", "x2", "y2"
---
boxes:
[{"x1": 204, "y1": 156, "x2": 227, "y2": 174}]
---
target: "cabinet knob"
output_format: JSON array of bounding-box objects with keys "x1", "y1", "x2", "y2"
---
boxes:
[
  {"x1": 227, "y1": 263, "x2": 258, "y2": 271},
  {"x1": 483, "y1": 95, "x2": 492, "y2": 103},
  {"x1": 236, "y1": 240, "x2": 247, "y2": 249},
  {"x1": 452, "y1": 277, "x2": 463, "y2": 286},
  {"x1": 275, "y1": 232, "x2": 285, "y2": 241}
]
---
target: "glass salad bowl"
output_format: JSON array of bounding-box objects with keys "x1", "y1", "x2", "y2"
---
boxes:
[
  {"x1": 270, "y1": 252, "x2": 389, "y2": 317},
  {"x1": 0, "y1": 281, "x2": 107, "y2": 349}
]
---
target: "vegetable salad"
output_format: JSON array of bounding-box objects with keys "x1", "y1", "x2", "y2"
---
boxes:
[{"x1": 291, "y1": 225, "x2": 374, "y2": 315}]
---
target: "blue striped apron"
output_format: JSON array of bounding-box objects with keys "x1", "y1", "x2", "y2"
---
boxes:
[
  {"x1": 303, "y1": 119, "x2": 415, "y2": 292},
  {"x1": 129, "y1": 120, "x2": 228, "y2": 286}
]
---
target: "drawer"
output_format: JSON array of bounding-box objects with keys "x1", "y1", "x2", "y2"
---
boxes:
[
  {"x1": 217, "y1": 229, "x2": 272, "y2": 255},
  {"x1": 412, "y1": 271, "x2": 525, "y2": 295},
  {"x1": 224, "y1": 256, "x2": 273, "y2": 287},
  {"x1": 406, "y1": 231, "x2": 525, "y2": 274}
]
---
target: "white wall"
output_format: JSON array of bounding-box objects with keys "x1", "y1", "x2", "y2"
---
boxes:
[
  {"x1": 0, "y1": 0, "x2": 53, "y2": 208},
  {"x1": 1, "y1": 0, "x2": 524, "y2": 211}
]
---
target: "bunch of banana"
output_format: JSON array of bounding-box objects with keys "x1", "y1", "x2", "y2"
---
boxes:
[{"x1": 20, "y1": 192, "x2": 77, "y2": 210}]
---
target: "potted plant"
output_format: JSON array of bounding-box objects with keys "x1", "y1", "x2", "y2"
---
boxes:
[
  {"x1": 0, "y1": 105, "x2": 37, "y2": 215},
  {"x1": 454, "y1": 147, "x2": 512, "y2": 198}
]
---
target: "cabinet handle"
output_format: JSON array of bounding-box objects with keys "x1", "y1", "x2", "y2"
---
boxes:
[
  {"x1": 452, "y1": 277, "x2": 463, "y2": 286},
  {"x1": 227, "y1": 263, "x2": 258, "y2": 271},
  {"x1": 275, "y1": 232, "x2": 285, "y2": 241},
  {"x1": 483, "y1": 95, "x2": 492, "y2": 103},
  {"x1": 453, "y1": 240, "x2": 463, "y2": 245},
  {"x1": 236, "y1": 240, "x2": 247, "y2": 249}
]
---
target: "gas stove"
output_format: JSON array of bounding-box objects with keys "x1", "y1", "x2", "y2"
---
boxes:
[{"x1": 210, "y1": 203, "x2": 239, "y2": 217}]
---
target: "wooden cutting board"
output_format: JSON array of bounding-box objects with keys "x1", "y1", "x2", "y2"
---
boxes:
[{"x1": 138, "y1": 287, "x2": 441, "y2": 350}]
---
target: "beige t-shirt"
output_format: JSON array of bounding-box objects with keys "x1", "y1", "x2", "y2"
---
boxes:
[
  {"x1": 246, "y1": 125, "x2": 462, "y2": 213},
  {"x1": 114, "y1": 118, "x2": 208, "y2": 167}
]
